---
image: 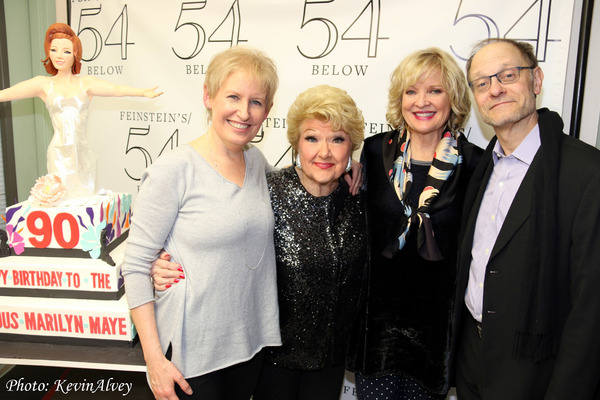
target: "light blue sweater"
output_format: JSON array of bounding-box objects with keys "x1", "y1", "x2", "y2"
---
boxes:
[{"x1": 122, "y1": 144, "x2": 281, "y2": 378}]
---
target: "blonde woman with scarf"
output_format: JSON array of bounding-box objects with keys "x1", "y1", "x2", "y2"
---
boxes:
[{"x1": 347, "y1": 48, "x2": 481, "y2": 400}]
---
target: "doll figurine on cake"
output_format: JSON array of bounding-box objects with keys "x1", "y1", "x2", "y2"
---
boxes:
[{"x1": 0, "y1": 23, "x2": 162, "y2": 204}]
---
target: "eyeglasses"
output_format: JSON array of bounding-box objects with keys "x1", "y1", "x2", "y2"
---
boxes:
[{"x1": 468, "y1": 66, "x2": 535, "y2": 93}]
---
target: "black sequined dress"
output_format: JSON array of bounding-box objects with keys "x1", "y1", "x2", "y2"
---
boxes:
[{"x1": 264, "y1": 166, "x2": 367, "y2": 370}]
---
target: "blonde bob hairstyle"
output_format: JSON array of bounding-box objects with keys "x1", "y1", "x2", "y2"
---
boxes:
[
  {"x1": 204, "y1": 46, "x2": 278, "y2": 119},
  {"x1": 386, "y1": 47, "x2": 470, "y2": 131},
  {"x1": 287, "y1": 85, "x2": 365, "y2": 156}
]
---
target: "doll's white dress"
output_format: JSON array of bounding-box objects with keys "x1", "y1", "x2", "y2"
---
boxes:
[{"x1": 44, "y1": 80, "x2": 97, "y2": 198}]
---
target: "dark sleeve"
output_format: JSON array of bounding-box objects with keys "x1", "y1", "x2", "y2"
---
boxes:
[
  {"x1": 545, "y1": 169, "x2": 600, "y2": 400},
  {"x1": 360, "y1": 135, "x2": 379, "y2": 193}
]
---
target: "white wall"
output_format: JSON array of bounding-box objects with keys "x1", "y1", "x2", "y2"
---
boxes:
[
  {"x1": 562, "y1": 0, "x2": 599, "y2": 146},
  {"x1": 580, "y1": 0, "x2": 600, "y2": 147}
]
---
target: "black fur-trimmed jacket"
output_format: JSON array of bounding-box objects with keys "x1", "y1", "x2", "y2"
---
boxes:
[{"x1": 347, "y1": 129, "x2": 481, "y2": 395}]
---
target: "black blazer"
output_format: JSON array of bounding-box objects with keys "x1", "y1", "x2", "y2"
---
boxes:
[{"x1": 453, "y1": 110, "x2": 600, "y2": 400}]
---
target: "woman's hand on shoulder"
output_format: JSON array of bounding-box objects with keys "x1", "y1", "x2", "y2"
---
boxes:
[
  {"x1": 151, "y1": 251, "x2": 184, "y2": 291},
  {"x1": 146, "y1": 354, "x2": 192, "y2": 400},
  {"x1": 344, "y1": 159, "x2": 363, "y2": 195}
]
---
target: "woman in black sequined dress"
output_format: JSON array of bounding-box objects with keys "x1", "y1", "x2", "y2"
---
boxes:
[{"x1": 253, "y1": 85, "x2": 367, "y2": 400}]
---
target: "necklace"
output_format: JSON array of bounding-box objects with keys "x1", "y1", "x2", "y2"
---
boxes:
[
  {"x1": 239, "y1": 193, "x2": 267, "y2": 271},
  {"x1": 206, "y1": 134, "x2": 220, "y2": 171},
  {"x1": 205, "y1": 134, "x2": 266, "y2": 271},
  {"x1": 237, "y1": 158, "x2": 271, "y2": 271},
  {"x1": 205, "y1": 134, "x2": 246, "y2": 184}
]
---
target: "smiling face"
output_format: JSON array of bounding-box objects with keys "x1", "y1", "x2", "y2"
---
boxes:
[
  {"x1": 468, "y1": 41, "x2": 542, "y2": 130},
  {"x1": 49, "y1": 38, "x2": 75, "y2": 74},
  {"x1": 204, "y1": 69, "x2": 270, "y2": 150},
  {"x1": 296, "y1": 119, "x2": 353, "y2": 196},
  {"x1": 401, "y1": 69, "x2": 451, "y2": 138}
]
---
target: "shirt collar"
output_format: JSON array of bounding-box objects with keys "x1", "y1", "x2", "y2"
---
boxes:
[{"x1": 492, "y1": 124, "x2": 541, "y2": 165}]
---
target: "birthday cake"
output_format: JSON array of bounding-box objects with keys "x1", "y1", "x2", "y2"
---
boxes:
[
  {"x1": 0, "y1": 193, "x2": 136, "y2": 345},
  {"x1": 0, "y1": 294, "x2": 135, "y2": 346},
  {"x1": 3, "y1": 192, "x2": 131, "y2": 262}
]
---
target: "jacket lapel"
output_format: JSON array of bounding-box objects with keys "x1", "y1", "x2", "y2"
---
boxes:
[
  {"x1": 489, "y1": 161, "x2": 536, "y2": 259},
  {"x1": 456, "y1": 151, "x2": 494, "y2": 295},
  {"x1": 459, "y1": 141, "x2": 495, "y2": 263}
]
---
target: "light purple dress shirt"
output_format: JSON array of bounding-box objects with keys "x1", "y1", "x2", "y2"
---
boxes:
[{"x1": 465, "y1": 125, "x2": 541, "y2": 322}]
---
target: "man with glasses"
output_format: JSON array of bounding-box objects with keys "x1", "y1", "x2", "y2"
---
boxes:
[{"x1": 452, "y1": 38, "x2": 600, "y2": 399}]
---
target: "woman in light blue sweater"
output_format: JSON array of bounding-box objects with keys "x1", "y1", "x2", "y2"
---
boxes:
[{"x1": 121, "y1": 46, "x2": 282, "y2": 400}]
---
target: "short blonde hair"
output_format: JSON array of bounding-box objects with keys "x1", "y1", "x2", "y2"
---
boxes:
[
  {"x1": 386, "y1": 47, "x2": 470, "y2": 131},
  {"x1": 204, "y1": 46, "x2": 278, "y2": 118},
  {"x1": 287, "y1": 85, "x2": 364, "y2": 155}
]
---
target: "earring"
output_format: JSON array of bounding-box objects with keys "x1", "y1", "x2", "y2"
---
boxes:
[
  {"x1": 295, "y1": 154, "x2": 302, "y2": 170},
  {"x1": 447, "y1": 116, "x2": 456, "y2": 133},
  {"x1": 345, "y1": 156, "x2": 352, "y2": 172}
]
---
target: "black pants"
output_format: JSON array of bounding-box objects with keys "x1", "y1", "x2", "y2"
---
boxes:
[
  {"x1": 174, "y1": 350, "x2": 264, "y2": 400},
  {"x1": 455, "y1": 313, "x2": 483, "y2": 400},
  {"x1": 253, "y1": 358, "x2": 346, "y2": 400}
]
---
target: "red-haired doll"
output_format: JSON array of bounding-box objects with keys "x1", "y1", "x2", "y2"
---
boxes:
[{"x1": 0, "y1": 23, "x2": 162, "y2": 200}]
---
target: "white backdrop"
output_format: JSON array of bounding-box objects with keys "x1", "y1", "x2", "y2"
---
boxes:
[
  {"x1": 69, "y1": 1, "x2": 576, "y2": 398},
  {"x1": 70, "y1": 0, "x2": 575, "y2": 195}
]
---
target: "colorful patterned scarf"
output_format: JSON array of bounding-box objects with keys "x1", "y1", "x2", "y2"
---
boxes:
[{"x1": 382, "y1": 127, "x2": 462, "y2": 261}]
